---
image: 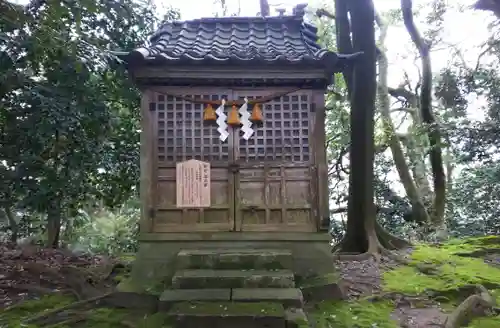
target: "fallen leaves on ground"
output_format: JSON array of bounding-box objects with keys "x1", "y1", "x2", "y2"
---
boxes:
[{"x1": 0, "y1": 242, "x2": 122, "y2": 309}]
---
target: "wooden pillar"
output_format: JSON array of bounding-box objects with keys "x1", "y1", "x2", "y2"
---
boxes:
[
  {"x1": 140, "y1": 89, "x2": 154, "y2": 233},
  {"x1": 312, "y1": 91, "x2": 329, "y2": 231}
]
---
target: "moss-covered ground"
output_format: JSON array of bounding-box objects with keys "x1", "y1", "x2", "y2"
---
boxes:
[
  {"x1": 2, "y1": 236, "x2": 499, "y2": 327},
  {"x1": 309, "y1": 235, "x2": 500, "y2": 327},
  {"x1": 0, "y1": 294, "x2": 172, "y2": 328}
]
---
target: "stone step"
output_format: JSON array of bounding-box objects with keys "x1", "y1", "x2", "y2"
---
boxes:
[
  {"x1": 167, "y1": 301, "x2": 287, "y2": 328},
  {"x1": 158, "y1": 288, "x2": 303, "y2": 310},
  {"x1": 171, "y1": 269, "x2": 295, "y2": 289},
  {"x1": 159, "y1": 289, "x2": 231, "y2": 310},
  {"x1": 232, "y1": 288, "x2": 304, "y2": 308},
  {"x1": 176, "y1": 248, "x2": 293, "y2": 270}
]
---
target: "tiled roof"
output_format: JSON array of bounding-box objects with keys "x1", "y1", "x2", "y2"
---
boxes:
[{"x1": 121, "y1": 13, "x2": 359, "y2": 71}]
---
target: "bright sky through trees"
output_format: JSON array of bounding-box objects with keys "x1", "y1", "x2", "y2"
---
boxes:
[{"x1": 157, "y1": 0, "x2": 493, "y2": 103}]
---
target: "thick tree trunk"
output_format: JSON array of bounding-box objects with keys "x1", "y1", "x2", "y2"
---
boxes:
[
  {"x1": 401, "y1": 0, "x2": 447, "y2": 229},
  {"x1": 46, "y1": 200, "x2": 62, "y2": 248},
  {"x1": 4, "y1": 206, "x2": 19, "y2": 243},
  {"x1": 340, "y1": 0, "x2": 377, "y2": 254},
  {"x1": 333, "y1": 2, "x2": 411, "y2": 255},
  {"x1": 377, "y1": 14, "x2": 431, "y2": 225},
  {"x1": 334, "y1": 0, "x2": 354, "y2": 99}
]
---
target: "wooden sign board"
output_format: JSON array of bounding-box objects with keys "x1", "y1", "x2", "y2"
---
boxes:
[{"x1": 176, "y1": 159, "x2": 211, "y2": 208}]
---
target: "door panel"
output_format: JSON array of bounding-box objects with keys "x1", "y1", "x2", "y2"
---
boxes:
[
  {"x1": 150, "y1": 87, "x2": 235, "y2": 232},
  {"x1": 236, "y1": 164, "x2": 316, "y2": 232},
  {"x1": 232, "y1": 89, "x2": 317, "y2": 232},
  {"x1": 154, "y1": 164, "x2": 234, "y2": 232}
]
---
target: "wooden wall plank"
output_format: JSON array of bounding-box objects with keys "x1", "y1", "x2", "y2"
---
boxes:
[
  {"x1": 312, "y1": 91, "x2": 328, "y2": 231},
  {"x1": 140, "y1": 90, "x2": 155, "y2": 233}
]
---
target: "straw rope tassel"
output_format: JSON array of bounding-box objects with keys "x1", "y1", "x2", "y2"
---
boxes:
[
  {"x1": 239, "y1": 97, "x2": 254, "y2": 140},
  {"x1": 215, "y1": 99, "x2": 228, "y2": 142}
]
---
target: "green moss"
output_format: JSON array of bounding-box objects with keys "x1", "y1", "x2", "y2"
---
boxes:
[
  {"x1": 311, "y1": 300, "x2": 397, "y2": 328},
  {"x1": 78, "y1": 308, "x2": 129, "y2": 328},
  {"x1": 117, "y1": 276, "x2": 170, "y2": 295},
  {"x1": 298, "y1": 273, "x2": 339, "y2": 288},
  {"x1": 296, "y1": 319, "x2": 310, "y2": 328},
  {"x1": 169, "y1": 301, "x2": 284, "y2": 316},
  {"x1": 381, "y1": 238, "x2": 500, "y2": 328},
  {"x1": 439, "y1": 236, "x2": 500, "y2": 254},
  {"x1": 117, "y1": 253, "x2": 136, "y2": 264},
  {"x1": 468, "y1": 315, "x2": 500, "y2": 328},
  {"x1": 0, "y1": 294, "x2": 172, "y2": 328},
  {"x1": 383, "y1": 243, "x2": 500, "y2": 295},
  {"x1": 0, "y1": 294, "x2": 74, "y2": 327},
  {"x1": 287, "y1": 313, "x2": 309, "y2": 328},
  {"x1": 83, "y1": 308, "x2": 171, "y2": 328}
]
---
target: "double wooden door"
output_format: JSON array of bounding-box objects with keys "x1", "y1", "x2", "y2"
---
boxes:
[{"x1": 148, "y1": 87, "x2": 318, "y2": 233}]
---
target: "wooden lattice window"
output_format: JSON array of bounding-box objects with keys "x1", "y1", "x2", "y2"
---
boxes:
[
  {"x1": 237, "y1": 93, "x2": 311, "y2": 163},
  {"x1": 153, "y1": 92, "x2": 230, "y2": 162}
]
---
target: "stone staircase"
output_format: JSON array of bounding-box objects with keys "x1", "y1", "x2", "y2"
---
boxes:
[{"x1": 158, "y1": 249, "x2": 309, "y2": 328}]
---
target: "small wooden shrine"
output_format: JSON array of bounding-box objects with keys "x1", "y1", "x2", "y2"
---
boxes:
[{"x1": 118, "y1": 5, "x2": 357, "y2": 279}]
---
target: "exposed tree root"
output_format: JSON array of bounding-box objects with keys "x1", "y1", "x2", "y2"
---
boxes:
[
  {"x1": 333, "y1": 219, "x2": 411, "y2": 262},
  {"x1": 0, "y1": 283, "x2": 58, "y2": 295},
  {"x1": 444, "y1": 284, "x2": 497, "y2": 328},
  {"x1": 426, "y1": 283, "x2": 500, "y2": 302},
  {"x1": 24, "y1": 292, "x2": 112, "y2": 325},
  {"x1": 38, "y1": 311, "x2": 89, "y2": 327},
  {"x1": 374, "y1": 220, "x2": 411, "y2": 250},
  {"x1": 454, "y1": 248, "x2": 500, "y2": 258}
]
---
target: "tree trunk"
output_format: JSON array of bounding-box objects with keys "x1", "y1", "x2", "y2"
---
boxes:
[
  {"x1": 340, "y1": 0, "x2": 377, "y2": 253},
  {"x1": 4, "y1": 206, "x2": 19, "y2": 244},
  {"x1": 46, "y1": 200, "x2": 62, "y2": 248},
  {"x1": 333, "y1": 1, "x2": 411, "y2": 255},
  {"x1": 335, "y1": 0, "x2": 354, "y2": 99},
  {"x1": 377, "y1": 14, "x2": 431, "y2": 225},
  {"x1": 406, "y1": 107, "x2": 433, "y2": 205},
  {"x1": 401, "y1": 0, "x2": 447, "y2": 229}
]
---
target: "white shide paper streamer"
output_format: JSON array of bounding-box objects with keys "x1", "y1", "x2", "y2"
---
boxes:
[
  {"x1": 215, "y1": 99, "x2": 229, "y2": 142},
  {"x1": 239, "y1": 97, "x2": 254, "y2": 140}
]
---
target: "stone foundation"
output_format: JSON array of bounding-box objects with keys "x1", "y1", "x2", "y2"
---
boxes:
[{"x1": 119, "y1": 232, "x2": 334, "y2": 294}]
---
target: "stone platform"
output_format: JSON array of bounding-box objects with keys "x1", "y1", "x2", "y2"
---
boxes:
[{"x1": 116, "y1": 232, "x2": 344, "y2": 328}]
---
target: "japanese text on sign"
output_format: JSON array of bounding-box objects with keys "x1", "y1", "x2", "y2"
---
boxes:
[{"x1": 176, "y1": 159, "x2": 210, "y2": 208}]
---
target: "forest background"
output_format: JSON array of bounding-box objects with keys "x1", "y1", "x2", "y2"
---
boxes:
[{"x1": 1, "y1": 0, "x2": 500, "y2": 253}]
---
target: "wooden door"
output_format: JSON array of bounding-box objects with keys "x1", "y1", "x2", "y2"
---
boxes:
[
  {"x1": 149, "y1": 87, "x2": 236, "y2": 232},
  {"x1": 232, "y1": 89, "x2": 317, "y2": 232}
]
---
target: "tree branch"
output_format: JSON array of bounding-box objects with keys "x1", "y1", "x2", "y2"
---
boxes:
[
  {"x1": 316, "y1": 8, "x2": 335, "y2": 20},
  {"x1": 376, "y1": 11, "x2": 430, "y2": 225},
  {"x1": 401, "y1": 0, "x2": 446, "y2": 226}
]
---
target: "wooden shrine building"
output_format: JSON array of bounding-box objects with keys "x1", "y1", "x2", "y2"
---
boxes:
[{"x1": 119, "y1": 5, "x2": 358, "y2": 280}]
